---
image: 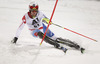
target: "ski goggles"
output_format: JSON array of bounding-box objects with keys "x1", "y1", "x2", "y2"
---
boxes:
[{"x1": 30, "y1": 9, "x2": 38, "y2": 12}]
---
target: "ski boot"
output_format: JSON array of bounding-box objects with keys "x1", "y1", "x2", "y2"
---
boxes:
[
  {"x1": 61, "y1": 47, "x2": 68, "y2": 53},
  {"x1": 54, "y1": 44, "x2": 68, "y2": 53}
]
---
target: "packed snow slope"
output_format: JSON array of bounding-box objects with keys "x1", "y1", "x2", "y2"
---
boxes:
[{"x1": 0, "y1": 0, "x2": 100, "y2": 64}]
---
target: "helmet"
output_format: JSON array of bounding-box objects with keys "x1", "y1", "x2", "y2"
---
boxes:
[{"x1": 29, "y1": 1, "x2": 39, "y2": 12}]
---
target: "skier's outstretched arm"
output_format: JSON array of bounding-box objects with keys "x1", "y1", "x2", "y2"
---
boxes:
[{"x1": 11, "y1": 15, "x2": 26, "y2": 43}]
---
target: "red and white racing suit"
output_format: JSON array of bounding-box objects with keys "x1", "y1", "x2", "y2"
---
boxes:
[{"x1": 15, "y1": 11, "x2": 56, "y2": 40}]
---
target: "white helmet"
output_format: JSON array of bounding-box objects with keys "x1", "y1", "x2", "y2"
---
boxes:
[{"x1": 29, "y1": 1, "x2": 39, "y2": 12}]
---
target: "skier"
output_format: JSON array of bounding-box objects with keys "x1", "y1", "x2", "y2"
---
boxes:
[{"x1": 11, "y1": 1, "x2": 85, "y2": 53}]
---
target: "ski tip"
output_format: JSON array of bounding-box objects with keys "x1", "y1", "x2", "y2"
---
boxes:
[
  {"x1": 94, "y1": 40, "x2": 98, "y2": 42},
  {"x1": 81, "y1": 48, "x2": 85, "y2": 54}
]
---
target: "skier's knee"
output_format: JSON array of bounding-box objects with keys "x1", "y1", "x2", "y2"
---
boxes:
[{"x1": 37, "y1": 31, "x2": 43, "y2": 38}]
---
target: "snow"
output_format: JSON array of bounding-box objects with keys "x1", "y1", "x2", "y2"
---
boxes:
[{"x1": 0, "y1": 0, "x2": 100, "y2": 64}]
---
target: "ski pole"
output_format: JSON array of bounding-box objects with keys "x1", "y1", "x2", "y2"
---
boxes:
[{"x1": 52, "y1": 23, "x2": 98, "y2": 42}]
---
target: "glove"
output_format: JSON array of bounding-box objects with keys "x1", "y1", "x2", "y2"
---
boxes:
[
  {"x1": 42, "y1": 18, "x2": 52, "y2": 25},
  {"x1": 11, "y1": 37, "x2": 18, "y2": 44}
]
